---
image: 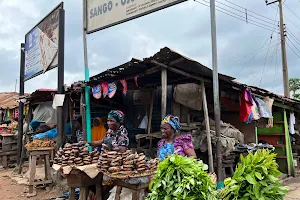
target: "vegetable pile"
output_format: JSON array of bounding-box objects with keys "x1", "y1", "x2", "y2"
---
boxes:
[
  {"x1": 146, "y1": 154, "x2": 217, "y2": 200},
  {"x1": 218, "y1": 149, "x2": 289, "y2": 200}
]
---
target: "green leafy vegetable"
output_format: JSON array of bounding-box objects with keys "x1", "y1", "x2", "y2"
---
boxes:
[
  {"x1": 146, "y1": 154, "x2": 217, "y2": 200},
  {"x1": 218, "y1": 149, "x2": 289, "y2": 200}
]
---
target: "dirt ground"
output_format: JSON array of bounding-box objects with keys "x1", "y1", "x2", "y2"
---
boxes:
[
  {"x1": 0, "y1": 168, "x2": 63, "y2": 200},
  {"x1": 0, "y1": 168, "x2": 299, "y2": 200}
]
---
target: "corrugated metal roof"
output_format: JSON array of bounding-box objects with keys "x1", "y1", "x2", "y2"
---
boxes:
[
  {"x1": 0, "y1": 92, "x2": 29, "y2": 109},
  {"x1": 87, "y1": 46, "x2": 300, "y2": 108}
]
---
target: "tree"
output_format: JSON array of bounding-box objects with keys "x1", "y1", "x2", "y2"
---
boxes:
[{"x1": 289, "y1": 78, "x2": 300, "y2": 99}]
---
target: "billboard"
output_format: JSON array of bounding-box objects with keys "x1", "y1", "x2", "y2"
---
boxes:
[
  {"x1": 24, "y1": 3, "x2": 63, "y2": 81},
  {"x1": 86, "y1": 0, "x2": 186, "y2": 33}
]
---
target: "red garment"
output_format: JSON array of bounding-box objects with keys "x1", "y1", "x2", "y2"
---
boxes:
[{"x1": 239, "y1": 88, "x2": 253, "y2": 122}]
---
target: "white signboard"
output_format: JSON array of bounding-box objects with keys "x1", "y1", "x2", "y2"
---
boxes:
[
  {"x1": 86, "y1": 0, "x2": 186, "y2": 33},
  {"x1": 24, "y1": 4, "x2": 62, "y2": 81}
]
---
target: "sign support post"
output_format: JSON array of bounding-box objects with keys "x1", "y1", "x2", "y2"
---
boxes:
[
  {"x1": 209, "y1": 0, "x2": 223, "y2": 188},
  {"x1": 83, "y1": 0, "x2": 92, "y2": 150},
  {"x1": 56, "y1": 8, "x2": 65, "y2": 150},
  {"x1": 17, "y1": 43, "x2": 25, "y2": 165}
]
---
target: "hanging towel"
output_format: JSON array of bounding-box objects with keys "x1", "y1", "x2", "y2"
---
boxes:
[
  {"x1": 119, "y1": 79, "x2": 127, "y2": 96},
  {"x1": 240, "y1": 88, "x2": 253, "y2": 123},
  {"x1": 92, "y1": 84, "x2": 102, "y2": 99},
  {"x1": 101, "y1": 82, "x2": 108, "y2": 98},
  {"x1": 108, "y1": 82, "x2": 117, "y2": 98},
  {"x1": 289, "y1": 112, "x2": 295, "y2": 135}
]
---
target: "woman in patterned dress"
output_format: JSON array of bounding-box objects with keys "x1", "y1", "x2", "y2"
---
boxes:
[
  {"x1": 89, "y1": 110, "x2": 129, "y2": 152},
  {"x1": 157, "y1": 114, "x2": 196, "y2": 161}
]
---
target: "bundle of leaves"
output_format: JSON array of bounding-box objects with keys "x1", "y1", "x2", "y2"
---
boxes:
[
  {"x1": 218, "y1": 149, "x2": 289, "y2": 200},
  {"x1": 146, "y1": 154, "x2": 217, "y2": 200}
]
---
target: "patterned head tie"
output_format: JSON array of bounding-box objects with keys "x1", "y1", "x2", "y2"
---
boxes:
[
  {"x1": 108, "y1": 110, "x2": 124, "y2": 124},
  {"x1": 161, "y1": 114, "x2": 181, "y2": 131}
]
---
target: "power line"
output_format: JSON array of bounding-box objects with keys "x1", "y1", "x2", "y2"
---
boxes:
[
  {"x1": 201, "y1": 0, "x2": 278, "y2": 30},
  {"x1": 286, "y1": 41, "x2": 300, "y2": 58},
  {"x1": 194, "y1": 0, "x2": 278, "y2": 32},
  {"x1": 287, "y1": 28, "x2": 300, "y2": 45},
  {"x1": 286, "y1": 37, "x2": 300, "y2": 54},
  {"x1": 224, "y1": 0, "x2": 275, "y2": 22},
  {"x1": 284, "y1": 3, "x2": 300, "y2": 21},
  {"x1": 215, "y1": 0, "x2": 277, "y2": 26},
  {"x1": 270, "y1": 4, "x2": 300, "y2": 29}
]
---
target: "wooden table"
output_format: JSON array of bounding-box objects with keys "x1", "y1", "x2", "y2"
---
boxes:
[
  {"x1": 0, "y1": 133, "x2": 17, "y2": 167},
  {"x1": 113, "y1": 179, "x2": 149, "y2": 200},
  {"x1": 66, "y1": 170, "x2": 102, "y2": 200},
  {"x1": 28, "y1": 149, "x2": 53, "y2": 194}
]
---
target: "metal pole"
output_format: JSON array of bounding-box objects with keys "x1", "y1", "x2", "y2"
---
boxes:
[
  {"x1": 278, "y1": 0, "x2": 289, "y2": 97},
  {"x1": 17, "y1": 43, "x2": 25, "y2": 165},
  {"x1": 83, "y1": 0, "x2": 92, "y2": 150},
  {"x1": 209, "y1": 0, "x2": 223, "y2": 187},
  {"x1": 201, "y1": 81, "x2": 214, "y2": 173},
  {"x1": 56, "y1": 8, "x2": 65, "y2": 150},
  {"x1": 161, "y1": 69, "x2": 167, "y2": 119}
]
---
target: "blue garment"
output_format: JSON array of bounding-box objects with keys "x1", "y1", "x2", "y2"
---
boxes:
[{"x1": 157, "y1": 143, "x2": 175, "y2": 161}]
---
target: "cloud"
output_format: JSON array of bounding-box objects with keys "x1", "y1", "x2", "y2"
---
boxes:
[{"x1": 0, "y1": 0, "x2": 299, "y2": 97}]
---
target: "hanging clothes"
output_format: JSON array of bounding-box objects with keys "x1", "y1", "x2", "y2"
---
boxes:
[
  {"x1": 92, "y1": 84, "x2": 102, "y2": 99},
  {"x1": 289, "y1": 112, "x2": 296, "y2": 135},
  {"x1": 251, "y1": 97, "x2": 260, "y2": 121},
  {"x1": 92, "y1": 118, "x2": 107, "y2": 141},
  {"x1": 119, "y1": 79, "x2": 127, "y2": 96},
  {"x1": 240, "y1": 88, "x2": 253, "y2": 123},
  {"x1": 101, "y1": 82, "x2": 108, "y2": 98},
  {"x1": 108, "y1": 82, "x2": 117, "y2": 98}
]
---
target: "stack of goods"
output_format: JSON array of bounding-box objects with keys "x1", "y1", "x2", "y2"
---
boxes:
[
  {"x1": 25, "y1": 139, "x2": 55, "y2": 149},
  {"x1": 97, "y1": 149, "x2": 159, "y2": 178},
  {"x1": 146, "y1": 154, "x2": 217, "y2": 200},
  {"x1": 218, "y1": 149, "x2": 289, "y2": 199},
  {"x1": 53, "y1": 142, "x2": 100, "y2": 167}
]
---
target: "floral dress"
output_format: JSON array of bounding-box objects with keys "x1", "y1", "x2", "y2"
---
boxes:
[
  {"x1": 103, "y1": 125, "x2": 129, "y2": 150},
  {"x1": 157, "y1": 134, "x2": 194, "y2": 161}
]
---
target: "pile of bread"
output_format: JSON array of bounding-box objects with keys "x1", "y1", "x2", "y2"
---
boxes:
[
  {"x1": 25, "y1": 139, "x2": 55, "y2": 149},
  {"x1": 53, "y1": 142, "x2": 100, "y2": 167},
  {"x1": 98, "y1": 149, "x2": 159, "y2": 175}
]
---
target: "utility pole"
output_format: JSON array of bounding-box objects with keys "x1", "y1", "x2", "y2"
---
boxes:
[{"x1": 266, "y1": 0, "x2": 289, "y2": 97}]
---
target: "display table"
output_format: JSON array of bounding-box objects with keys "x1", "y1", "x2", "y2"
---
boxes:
[
  {"x1": 53, "y1": 164, "x2": 102, "y2": 200},
  {"x1": 113, "y1": 180, "x2": 149, "y2": 200},
  {"x1": 0, "y1": 133, "x2": 17, "y2": 167},
  {"x1": 67, "y1": 169, "x2": 102, "y2": 200},
  {"x1": 28, "y1": 149, "x2": 53, "y2": 194}
]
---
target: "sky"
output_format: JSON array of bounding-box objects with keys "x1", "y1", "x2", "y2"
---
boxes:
[{"x1": 0, "y1": 0, "x2": 300, "y2": 95}]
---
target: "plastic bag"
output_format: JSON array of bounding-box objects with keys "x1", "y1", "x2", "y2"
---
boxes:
[{"x1": 32, "y1": 128, "x2": 57, "y2": 139}]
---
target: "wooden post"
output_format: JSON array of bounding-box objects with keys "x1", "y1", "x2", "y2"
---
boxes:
[
  {"x1": 80, "y1": 92, "x2": 87, "y2": 140},
  {"x1": 147, "y1": 89, "x2": 155, "y2": 135},
  {"x1": 161, "y1": 69, "x2": 167, "y2": 119},
  {"x1": 201, "y1": 81, "x2": 214, "y2": 173}
]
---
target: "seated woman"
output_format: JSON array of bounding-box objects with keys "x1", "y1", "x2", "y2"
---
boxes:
[
  {"x1": 157, "y1": 114, "x2": 196, "y2": 160},
  {"x1": 89, "y1": 110, "x2": 129, "y2": 152}
]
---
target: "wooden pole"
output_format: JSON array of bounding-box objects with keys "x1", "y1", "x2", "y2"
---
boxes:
[
  {"x1": 161, "y1": 69, "x2": 167, "y2": 119},
  {"x1": 201, "y1": 81, "x2": 214, "y2": 173},
  {"x1": 80, "y1": 92, "x2": 87, "y2": 140},
  {"x1": 147, "y1": 89, "x2": 155, "y2": 135}
]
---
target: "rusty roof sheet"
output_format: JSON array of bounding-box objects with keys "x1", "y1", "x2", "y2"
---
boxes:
[{"x1": 0, "y1": 92, "x2": 29, "y2": 109}]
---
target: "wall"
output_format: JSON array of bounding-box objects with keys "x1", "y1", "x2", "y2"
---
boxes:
[{"x1": 221, "y1": 112, "x2": 268, "y2": 144}]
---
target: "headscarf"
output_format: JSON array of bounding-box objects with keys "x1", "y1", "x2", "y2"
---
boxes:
[
  {"x1": 161, "y1": 114, "x2": 181, "y2": 132},
  {"x1": 108, "y1": 110, "x2": 124, "y2": 124}
]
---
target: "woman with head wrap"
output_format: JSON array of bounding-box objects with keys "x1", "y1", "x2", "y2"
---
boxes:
[
  {"x1": 89, "y1": 110, "x2": 129, "y2": 153},
  {"x1": 157, "y1": 114, "x2": 196, "y2": 161}
]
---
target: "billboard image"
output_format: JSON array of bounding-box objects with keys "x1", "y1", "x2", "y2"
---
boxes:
[
  {"x1": 24, "y1": 3, "x2": 63, "y2": 81},
  {"x1": 86, "y1": 0, "x2": 186, "y2": 33}
]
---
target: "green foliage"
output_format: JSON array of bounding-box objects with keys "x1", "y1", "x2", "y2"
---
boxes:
[
  {"x1": 289, "y1": 78, "x2": 300, "y2": 99},
  {"x1": 218, "y1": 149, "x2": 289, "y2": 200},
  {"x1": 146, "y1": 154, "x2": 217, "y2": 200}
]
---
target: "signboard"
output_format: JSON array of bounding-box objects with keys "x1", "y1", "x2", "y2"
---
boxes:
[
  {"x1": 24, "y1": 3, "x2": 63, "y2": 81},
  {"x1": 86, "y1": 0, "x2": 186, "y2": 33}
]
